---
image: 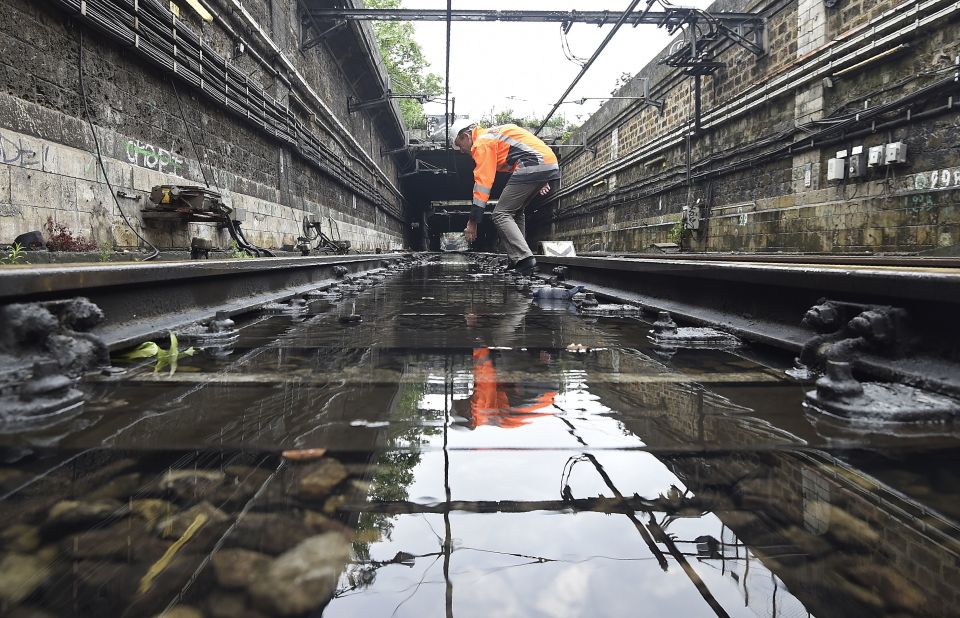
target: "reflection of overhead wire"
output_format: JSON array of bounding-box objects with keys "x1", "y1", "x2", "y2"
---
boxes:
[
  {"x1": 388, "y1": 554, "x2": 442, "y2": 617},
  {"x1": 560, "y1": 454, "x2": 589, "y2": 499}
]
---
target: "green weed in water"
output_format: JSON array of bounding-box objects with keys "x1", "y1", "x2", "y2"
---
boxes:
[{"x1": 121, "y1": 332, "x2": 195, "y2": 376}]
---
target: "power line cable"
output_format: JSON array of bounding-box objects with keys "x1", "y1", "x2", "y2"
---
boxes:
[
  {"x1": 77, "y1": 27, "x2": 159, "y2": 260},
  {"x1": 171, "y1": 79, "x2": 214, "y2": 190}
]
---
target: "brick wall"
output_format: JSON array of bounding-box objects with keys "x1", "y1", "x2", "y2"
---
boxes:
[
  {"x1": 538, "y1": 0, "x2": 960, "y2": 255},
  {"x1": 0, "y1": 0, "x2": 407, "y2": 253}
]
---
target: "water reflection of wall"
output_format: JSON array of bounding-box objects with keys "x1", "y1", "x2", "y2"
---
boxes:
[{"x1": 588, "y1": 348, "x2": 960, "y2": 617}]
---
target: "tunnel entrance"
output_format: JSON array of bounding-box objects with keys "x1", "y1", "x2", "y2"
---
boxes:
[{"x1": 400, "y1": 148, "x2": 559, "y2": 253}]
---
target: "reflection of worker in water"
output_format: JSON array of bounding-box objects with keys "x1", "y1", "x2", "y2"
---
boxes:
[
  {"x1": 469, "y1": 347, "x2": 558, "y2": 428},
  {"x1": 454, "y1": 123, "x2": 560, "y2": 275}
]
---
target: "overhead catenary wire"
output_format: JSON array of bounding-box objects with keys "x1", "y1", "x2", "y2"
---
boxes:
[
  {"x1": 557, "y1": 0, "x2": 959, "y2": 192},
  {"x1": 444, "y1": 0, "x2": 452, "y2": 152},
  {"x1": 536, "y1": 0, "x2": 654, "y2": 135},
  {"x1": 77, "y1": 27, "x2": 159, "y2": 261},
  {"x1": 560, "y1": 24, "x2": 587, "y2": 67}
]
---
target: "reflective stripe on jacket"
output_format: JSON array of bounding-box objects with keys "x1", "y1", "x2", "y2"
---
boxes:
[{"x1": 469, "y1": 124, "x2": 560, "y2": 217}]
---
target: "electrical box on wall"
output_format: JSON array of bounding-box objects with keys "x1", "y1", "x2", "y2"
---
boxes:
[
  {"x1": 848, "y1": 147, "x2": 866, "y2": 178},
  {"x1": 827, "y1": 158, "x2": 846, "y2": 181},
  {"x1": 868, "y1": 145, "x2": 885, "y2": 167},
  {"x1": 885, "y1": 141, "x2": 907, "y2": 164},
  {"x1": 848, "y1": 153, "x2": 866, "y2": 178}
]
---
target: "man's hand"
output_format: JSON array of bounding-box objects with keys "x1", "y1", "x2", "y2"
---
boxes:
[
  {"x1": 464, "y1": 220, "x2": 478, "y2": 242},
  {"x1": 539, "y1": 183, "x2": 552, "y2": 196}
]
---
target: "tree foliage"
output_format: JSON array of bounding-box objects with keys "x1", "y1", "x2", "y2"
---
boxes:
[
  {"x1": 366, "y1": 0, "x2": 443, "y2": 129},
  {"x1": 478, "y1": 109, "x2": 581, "y2": 141}
]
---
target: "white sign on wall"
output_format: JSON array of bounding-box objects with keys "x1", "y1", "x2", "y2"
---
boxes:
[{"x1": 541, "y1": 241, "x2": 577, "y2": 257}]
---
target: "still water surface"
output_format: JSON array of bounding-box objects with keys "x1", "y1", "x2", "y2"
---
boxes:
[{"x1": 0, "y1": 257, "x2": 957, "y2": 617}]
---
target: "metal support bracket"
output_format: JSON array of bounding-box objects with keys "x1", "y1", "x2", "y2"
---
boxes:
[
  {"x1": 301, "y1": 19, "x2": 346, "y2": 50},
  {"x1": 349, "y1": 90, "x2": 437, "y2": 114},
  {"x1": 381, "y1": 144, "x2": 410, "y2": 157}
]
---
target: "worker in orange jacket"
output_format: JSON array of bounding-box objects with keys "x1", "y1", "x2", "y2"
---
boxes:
[{"x1": 454, "y1": 123, "x2": 561, "y2": 275}]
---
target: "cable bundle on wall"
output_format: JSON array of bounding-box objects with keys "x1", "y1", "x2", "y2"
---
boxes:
[{"x1": 50, "y1": 0, "x2": 404, "y2": 223}]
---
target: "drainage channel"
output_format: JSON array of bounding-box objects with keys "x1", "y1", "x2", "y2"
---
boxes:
[{"x1": 0, "y1": 255, "x2": 958, "y2": 617}]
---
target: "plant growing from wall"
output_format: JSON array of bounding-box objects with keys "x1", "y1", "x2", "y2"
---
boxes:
[
  {"x1": 98, "y1": 241, "x2": 112, "y2": 263},
  {"x1": 366, "y1": 0, "x2": 443, "y2": 129},
  {"x1": 227, "y1": 241, "x2": 255, "y2": 259},
  {"x1": 667, "y1": 220, "x2": 687, "y2": 245},
  {"x1": 0, "y1": 243, "x2": 28, "y2": 265},
  {"x1": 44, "y1": 217, "x2": 97, "y2": 252}
]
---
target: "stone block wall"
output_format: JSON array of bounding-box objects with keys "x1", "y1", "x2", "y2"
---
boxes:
[
  {"x1": 536, "y1": 0, "x2": 960, "y2": 255},
  {"x1": 0, "y1": 0, "x2": 408, "y2": 253}
]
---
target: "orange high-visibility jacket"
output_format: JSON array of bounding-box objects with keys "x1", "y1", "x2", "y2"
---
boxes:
[{"x1": 468, "y1": 124, "x2": 560, "y2": 221}]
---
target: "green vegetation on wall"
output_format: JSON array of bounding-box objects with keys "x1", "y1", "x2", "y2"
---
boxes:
[{"x1": 366, "y1": 0, "x2": 443, "y2": 129}]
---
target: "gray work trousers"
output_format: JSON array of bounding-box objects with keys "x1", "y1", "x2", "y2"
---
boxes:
[{"x1": 492, "y1": 179, "x2": 558, "y2": 264}]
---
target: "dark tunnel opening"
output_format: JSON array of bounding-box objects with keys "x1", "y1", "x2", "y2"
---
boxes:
[{"x1": 400, "y1": 148, "x2": 559, "y2": 253}]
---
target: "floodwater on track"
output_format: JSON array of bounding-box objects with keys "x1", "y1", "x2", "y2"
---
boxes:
[{"x1": 0, "y1": 255, "x2": 958, "y2": 617}]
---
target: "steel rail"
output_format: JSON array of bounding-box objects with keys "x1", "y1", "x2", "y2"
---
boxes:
[
  {"x1": 303, "y1": 8, "x2": 764, "y2": 25},
  {"x1": 536, "y1": 254, "x2": 960, "y2": 395},
  {"x1": 575, "y1": 253, "x2": 960, "y2": 269},
  {"x1": 0, "y1": 254, "x2": 411, "y2": 349}
]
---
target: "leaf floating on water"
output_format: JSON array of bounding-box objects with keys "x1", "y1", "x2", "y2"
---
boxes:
[
  {"x1": 282, "y1": 448, "x2": 328, "y2": 462},
  {"x1": 123, "y1": 341, "x2": 160, "y2": 359},
  {"x1": 116, "y1": 332, "x2": 194, "y2": 376}
]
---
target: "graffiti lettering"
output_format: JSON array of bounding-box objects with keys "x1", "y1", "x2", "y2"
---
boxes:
[
  {"x1": 124, "y1": 139, "x2": 184, "y2": 174},
  {"x1": 915, "y1": 167, "x2": 960, "y2": 191},
  {"x1": 905, "y1": 193, "x2": 935, "y2": 212},
  {"x1": 0, "y1": 133, "x2": 48, "y2": 168}
]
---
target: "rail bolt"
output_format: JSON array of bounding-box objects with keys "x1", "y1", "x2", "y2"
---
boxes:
[
  {"x1": 814, "y1": 361, "x2": 864, "y2": 401},
  {"x1": 652, "y1": 311, "x2": 678, "y2": 335}
]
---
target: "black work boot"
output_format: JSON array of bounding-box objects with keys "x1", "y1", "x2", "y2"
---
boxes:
[{"x1": 515, "y1": 256, "x2": 537, "y2": 275}]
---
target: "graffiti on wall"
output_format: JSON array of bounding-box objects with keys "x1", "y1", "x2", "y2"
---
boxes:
[
  {"x1": 913, "y1": 168, "x2": 960, "y2": 190},
  {"x1": 124, "y1": 139, "x2": 184, "y2": 174},
  {"x1": 0, "y1": 133, "x2": 50, "y2": 168}
]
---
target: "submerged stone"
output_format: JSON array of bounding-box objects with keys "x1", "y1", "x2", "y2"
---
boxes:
[
  {"x1": 226, "y1": 512, "x2": 315, "y2": 556},
  {"x1": 156, "y1": 501, "x2": 229, "y2": 538},
  {"x1": 248, "y1": 533, "x2": 351, "y2": 616},
  {"x1": 0, "y1": 552, "x2": 50, "y2": 603},
  {"x1": 212, "y1": 548, "x2": 272, "y2": 589},
  {"x1": 46, "y1": 499, "x2": 128, "y2": 529},
  {"x1": 1, "y1": 524, "x2": 40, "y2": 553},
  {"x1": 62, "y1": 520, "x2": 168, "y2": 561},
  {"x1": 822, "y1": 504, "x2": 880, "y2": 549},
  {"x1": 130, "y1": 499, "x2": 177, "y2": 528},
  {"x1": 151, "y1": 607, "x2": 204, "y2": 618},
  {"x1": 88, "y1": 472, "x2": 142, "y2": 500},
  {"x1": 160, "y1": 469, "x2": 226, "y2": 503},
  {"x1": 296, "y1": 458, "x2": 348, "y2": 500}
]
